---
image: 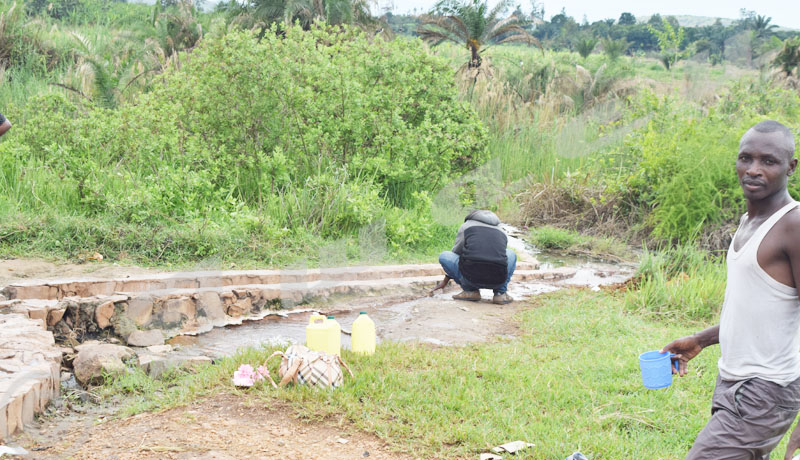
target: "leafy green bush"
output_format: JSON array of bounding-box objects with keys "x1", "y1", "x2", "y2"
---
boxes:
[
  {"x1": 597, "y1": 81, "x2": 800, "y2": 245},
  {"x1": 1, "y1": 24, "x2": 487, "y2": 263}
]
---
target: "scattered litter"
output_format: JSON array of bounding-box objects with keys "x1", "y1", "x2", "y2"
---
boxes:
[
  {"x1": 0, "y1": 445, "x2": 29, "y2": 457},
  {"x1": 565, "y1": 453, "x2": 588, "y2": 460},
  {"x1": 480, "y1": 454, "x2": 503, "y2": 460},
  {"x1": 336, "y1": 438, "x2": 349, "y2": 444},
  {"x1": 459, "y1": 306, "x2": 470, "y2": 312},
  {"x1": 232, "y1": 364, "x2": 271, "y2": 387},
  {"x1": 490, "y1": 440, "x2": 534, "y2": 454}
]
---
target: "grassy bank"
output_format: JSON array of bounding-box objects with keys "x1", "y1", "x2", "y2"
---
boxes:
[{"x1": 101, "y1": 287, "x2": 743, "y2": 459}]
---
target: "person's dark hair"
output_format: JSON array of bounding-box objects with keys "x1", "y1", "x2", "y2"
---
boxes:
[{"x1": 746, "y1": 120, "x2": 795, "y2": 157}]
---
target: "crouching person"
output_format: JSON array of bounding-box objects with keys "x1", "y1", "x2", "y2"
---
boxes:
[{"x1": 431, "y1": 210, "x2": 516, "y2": 304}]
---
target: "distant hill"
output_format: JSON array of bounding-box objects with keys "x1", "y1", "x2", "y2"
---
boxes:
[
  {"x1": 636, "y1": 15, "x2": 734, "y2": 27},
  {"x1": 636, "y1": 14, "x2": 796, "y2": 31}
]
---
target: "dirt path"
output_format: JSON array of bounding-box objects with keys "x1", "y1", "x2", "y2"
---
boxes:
[
  {"x1": 0, "y1": 258, "x2": 160, "y2": 287},
  {"x1": 22, "y1": 394, "x2": 417, "y2": 460}
]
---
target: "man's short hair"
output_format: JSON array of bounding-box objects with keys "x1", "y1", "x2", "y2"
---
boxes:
[{"x1": 744, "y1": 120, "x2": 795, "y2": 157}]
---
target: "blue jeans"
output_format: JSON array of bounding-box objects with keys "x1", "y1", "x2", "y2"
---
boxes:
[{"x1": 438, "y1": 249, "x2": 516, "y2": 294}]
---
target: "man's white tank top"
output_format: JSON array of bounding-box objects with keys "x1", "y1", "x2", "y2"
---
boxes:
[{"x1": 718, "y1": 200, "x2": 800, "y2": 386}]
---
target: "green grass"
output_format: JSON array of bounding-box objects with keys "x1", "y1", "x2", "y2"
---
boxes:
[
  {"x1": 528, "y1": 226, "x2": 579, "y2": 250},
  {"x1": 527, "y1": 226, "x2": 634, "y2": 261},
  {"x1": 625, "y1": 245, "x2": 727, "y2": 323},
  {"x1": 101, "y1": 288, "x2": 741, "y2": 459},
  {"x1": 0, "y1": 209, "x2": 453, "y2": 269}
]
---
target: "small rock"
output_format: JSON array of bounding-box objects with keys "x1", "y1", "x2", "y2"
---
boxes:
[
  {"x1": 146, "y1": 344, "x2": 173, "y2": 355},
  {"x1": 95, "y1": 301, "x2": 115, "y2": 329},
  {"x1": 74, "y1": 340, "x2": 102, "y2": 352},
  {"x1": 182, "y1": 355, "x2": 213, "y2": 370},
  {"x1": 147, "y1": 355, "x2": 212, "y2": 379},
  {"x1": 47, "y1": 307, "x2": 66, "y2": 327},
  {"x1": 137, "y1": 354, "x2": 167, "y2": 374},
  {"x1": 127, "y1": 330, "x2": 165, "y2": 347},
  {"x1": 336, "y1": 438, "x2": 348, "y2": 444},
  {"x1": 73, "y1": 343, "x2": 134, "y2": 386}
]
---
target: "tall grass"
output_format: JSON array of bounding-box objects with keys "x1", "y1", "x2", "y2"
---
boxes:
[{"x1": 625, "y1": 244, "x2": 726, "y2": 322}]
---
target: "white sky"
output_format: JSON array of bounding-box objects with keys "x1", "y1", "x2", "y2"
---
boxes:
[{"x1": 380, "y1": 0, "x2": 800, "y2": 29}]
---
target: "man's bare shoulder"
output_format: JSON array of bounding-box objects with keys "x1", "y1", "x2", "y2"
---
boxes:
[
  {"x1": 776, "y1": 206, "x2": 800, "y2": 242},
  {"x1": 782, "y1": 206, "x2": 800, "y2": 226}
]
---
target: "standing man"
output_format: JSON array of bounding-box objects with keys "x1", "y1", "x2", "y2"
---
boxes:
[
  {"x1": 662, "y1": 120, "x2": 800, "y2": 460},
  {"x1": 430, "y1": 209, "x2": 516, "y2": 304},
  {"x1": 0, "y1": 112, "x2": 10, "y2": 137}
]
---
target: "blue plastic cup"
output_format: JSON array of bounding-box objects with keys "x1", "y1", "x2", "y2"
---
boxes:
[{"x1": 639, "y1": 351, "x2": 679, "y2": 389}]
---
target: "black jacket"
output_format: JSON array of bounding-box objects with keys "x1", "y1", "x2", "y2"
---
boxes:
[{"x1": 452, "y1": 210, "x2": 508, "y2": 286}]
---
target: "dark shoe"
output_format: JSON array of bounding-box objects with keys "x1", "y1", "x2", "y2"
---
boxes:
[
  {"x1": 492, "y1": 293, "x2": 513, "y2": 304},
  {"x1": 453, "y1": 290, "x2": 481, "y2": 301}
]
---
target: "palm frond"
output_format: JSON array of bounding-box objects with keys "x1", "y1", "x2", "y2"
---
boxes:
[
  {"x1": 485, "y1": 0, "x2": 511, "y2": 24},
  {"x1": 70, "y1": 31, "x2": 93, "y2": 55},
  {"x1": 49, "y1": 82, "x2": 91, "y2": 101},
  {"x1": 483, "y1": 14, "x2": 519, "y2": 38},
  {"x1": 418, "y1": 14, "x2": 468, "y2": 45}
]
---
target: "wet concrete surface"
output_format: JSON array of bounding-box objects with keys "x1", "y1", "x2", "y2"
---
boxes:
[
  {"x1": 163, "y1": 225, "x2": 636, "y2": 358},
  {"x1": 168, "y1": 258, "x2": 634, "y2": 358}
]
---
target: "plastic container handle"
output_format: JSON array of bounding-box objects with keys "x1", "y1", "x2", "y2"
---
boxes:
[{"x1": 668, "y1": 352, "x2": 679, "y2": 373}]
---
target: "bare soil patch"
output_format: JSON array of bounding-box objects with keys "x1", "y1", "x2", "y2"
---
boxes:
[{"x1": 24, "y1": 394, "x2": 416, "y2": 460}]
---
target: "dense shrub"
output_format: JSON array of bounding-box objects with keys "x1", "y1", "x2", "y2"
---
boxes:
[
  {"x1": 2, "y1": 23, "x2": 487, "y2": 261},
  {"x1": 593, "y1": 80, "x2": 800, "y2": 246}
]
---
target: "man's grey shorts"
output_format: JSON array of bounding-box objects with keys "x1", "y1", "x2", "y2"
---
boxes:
[{"x1": 686, "y1": 375, "x2": 800, "y2": 460}]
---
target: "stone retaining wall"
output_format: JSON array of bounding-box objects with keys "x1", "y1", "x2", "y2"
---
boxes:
[{"x1": 0, "y1": 314, "x2": 61, "y2": 442}]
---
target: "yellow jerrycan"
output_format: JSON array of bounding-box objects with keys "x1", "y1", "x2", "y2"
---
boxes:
[
  {"x1": 326, "y1": 315, "x2": 341, "y2": 356},
  {"x1": 351, "y1": 312, "x2": 376, "y2": 354},
  {"x1": 305, "y1": 314, "x2": 329, "y2": 353}
]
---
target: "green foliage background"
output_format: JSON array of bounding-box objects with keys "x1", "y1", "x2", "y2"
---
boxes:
[
  {"x1": 0, "y1": 23, "x2": 487, "y2": 264},
  {"x1": 592, "y1": 81, "x2": 800, "y2": 243}
]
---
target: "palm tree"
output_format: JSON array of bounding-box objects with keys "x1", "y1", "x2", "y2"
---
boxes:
[
  {"x1": 600, "y1": 38, "x2": 628, "y2": 61},
  {"x1": 752, "y1": 15, "x2": 777, "y2": 38},
  {"x1": 227, "y1": 0, "x2": 374, "y2": 30},
  {"x1": 575, "y1": 36, "x2": 598, "y2": 59},
  {"x1": 149, "y1": 0, "x2": 203, "y2": 57},
  {"x1": 417, "y1": 0, "x2": 541, "y2": 68},
  {"x1": 56, "y1": 32, "x2": 165, "y2": 108}
]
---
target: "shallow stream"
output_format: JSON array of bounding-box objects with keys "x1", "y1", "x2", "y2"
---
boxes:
[{"x1": 167, "y1": 226, "x2": 636, "y2": 358}]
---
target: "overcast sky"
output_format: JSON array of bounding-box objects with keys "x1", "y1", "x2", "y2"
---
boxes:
[{"x1": 380, "y1": 0, "x2": 800, "y2": 29}]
